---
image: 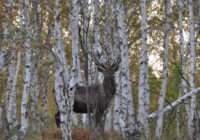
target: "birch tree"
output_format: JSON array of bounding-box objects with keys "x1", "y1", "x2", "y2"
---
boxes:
[
  {"x1": 69, "y1": 0, "x2": 81, "y2": 128},
  {"x1": 69, "y1": 0, "x2": 80, "y2": 84},
  {"x1": 30, "y1": 56, "x2": 40, "y2": 132},
  {"x1": 30, "y1": 0, "x2": 41, "y2": 132},
  {"x1": 80, "y1": 0, "x2": 92, "y2": 127},
  {"x1": 177, "y1": 0, "x2": 190, "y2": 137},
  {"x1": 155, "y1": 0, "x2": 172, "y2": 139},
  {"x1": 188, "y1": 0, "x2": 198, "y2": 138},
  {"x1": 0, "y1": 106, "x2": 2, "y2": 129},
  {"x1": 18, "y1": 0, "x2": 32, "y2": 139},
  {"x1": 114, "y1": 0, "x2": 136, "y2": 138},
  {"x1": 138, "y1": 0, "x2": 149, "y2": 138},
  {"x1": 54, "y1": 0, "x2": 73, "y2": 139},
  {"x1": 92, "y1": 0, "x2": 100, "y2": 50},
  {"x1": 178, "y1": 0, "x2": 189, "y2": 113},
  {"x1": 3, "y1": 0, "x2": 19, "y2": 132},
  {"x1": 0, "y1": 51, "x2": 6, "y2": 72},
  {"x1": 148, "y1": 87, "x2": 200, "y2": 119},
  {"x1": 104, "y1": 0, "x2": 113, "y2": 59},
  {"x1": 6, "y1": 49, "x2": 21, "y2": 130}
]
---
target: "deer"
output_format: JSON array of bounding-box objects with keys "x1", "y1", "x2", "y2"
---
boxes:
[{"x1": 55, "y1": 52, "x2": 121, "y2": 130}]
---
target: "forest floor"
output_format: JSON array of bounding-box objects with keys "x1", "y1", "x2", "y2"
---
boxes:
[
  {"x1": 0, "y1": 130, "x2": 41, "y2": 140},
  {"x1": 0, "y1": 128, "x2": 124, "y2": 140}
]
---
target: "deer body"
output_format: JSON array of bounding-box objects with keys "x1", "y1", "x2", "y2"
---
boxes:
[{"x1": 73, "y1": 74, "x2": 116, "y2": 114}]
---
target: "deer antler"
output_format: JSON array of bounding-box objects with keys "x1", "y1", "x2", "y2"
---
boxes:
[
  {"x1": 110, "y1": 47, "x2": 121, "y2": 68},
  {"x1": 91, "y1": 48, "x2": 106, "y2": 70}
]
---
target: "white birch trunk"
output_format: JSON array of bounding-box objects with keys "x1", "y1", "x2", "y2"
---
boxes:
[
  {"x1": 30, "y1": 60, "x2": 40, "y2": 132},
  {"x1": 138, "y1": 0, "x2": 149, "y2": 138},
  {"x1": 176, "y1": 108, "x2": 181, "y2": 139},
  {"x1": 6, "y1": 43, "x2": 17, "y2": 130},
  {"x1": 188, "y1": 0, "x2": 197, "y2": 138},
  {"x1": 178, "y1": 0, "x2": 190, "y2": 114},
  {"x1": 114, "y1": 1, "x2": 135, "y2": 138},
  {"x1": 54, "y1": 0, "x2": 72, "y2": 139},
  {"x1": 30, "y1": 0, "x2": 41, "y2": 132},
  {"x1": 177, "y1": 0, "x2": 191, "y2": 138},
  {"x1": 18, "y1": 0, "x2": 32, "y2": 139},
  {"x1": 0, "y1": 106, "x2": 2, "y2": 129},
  {"x1": 0, "y1": 52, "x2": 6, "y2": 73},
  {"x1": 104, "y1": 0, "x2": 113, "y2": 59},
  {"x1": 18, "y1": 42, "x2": 32, "y2": 140},
  {"x1": 69, "y1": 0, "x2": 80, "y2": 84},
  {"x1": 69, "y1": 0, "x2": 81, "y2": 128},
  {"x1": 155, "y1": 0, "x2": 171, "y2": 139},
  {"x1": 113, "y1": 71, "x2": 123, "y2": 132},
  {"x1": 1, "y1": 0, "x2": 13, "y2": 73},
  {"x1": 6, "y1": 49, "x2": 21, "y2": 134},
  {"x1": 92, "y1": 0, "x2": 101, "y2": 50},
  {"x1": 81, "y1": 0, "x2": 94, "y2": 127},
  {"x1": 6, "y1": 52, "x2": 21, "y2": 140},
  {"x1": 4, "y1": 0, "x2": 13, "y2": 121},
  {"x1": 104, "y1": 104, "x2": 113, "y2": 130},
  {"x1": 112, "y1": 1, "x2": 123, "y2": 132}
]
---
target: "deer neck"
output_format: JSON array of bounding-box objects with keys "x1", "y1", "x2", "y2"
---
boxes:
[{"x1": 103, "y1": 75, "x2": 116, "y2": 97}]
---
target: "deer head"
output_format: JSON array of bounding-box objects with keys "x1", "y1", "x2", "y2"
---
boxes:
[{"x1": 93, "y1": 51, "x2": 121, "y2": 76}]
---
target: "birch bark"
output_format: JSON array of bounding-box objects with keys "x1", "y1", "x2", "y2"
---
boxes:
[
  {"x1": 1, "y1": 1, "x2": 13, "y2": 74},
  {"x1": 155, "y1": 0, "x2": 171, "y2": 139},
  {"x1": 18, "y1": 0, "x2": 32, "y2": 139},
  {"x1": 81, "y1": 0, "x2": 93, "y2": 127},
  {"x1": 69, "y1": 0, "x2": 81, "y2": 128},
  {"x1": 92, "y1": 0, "x2": 101, "y2": 50},
  {"x1": 69, "y1": 0, "x2": 81, "y2": 84},
  {"x1": 6, "y1": 47, "x2": 20, "y2": 131},
  {"x1": 113, "y1": 70, "x2": 123, "y2": 132},
  {"x1": 104, "y1": 0, "x2": 113, "y2": 59},
  {"x1": 177, "y1": 0, "x2": 191, "y2": 137},
  {"x1": 178, "y1": 0, "x2": 189, "y2": 112},
  {"x1": 30, "y1": 0, "x2": 42, "y2": 132},
  {"x1": 188, "y1": 0, "x2": 197, "y2": 138},
  {"x1": 3, "y1": 1, "x2": 17, "y2": 130},
  {"x1": 6, "y1": 45, "x2": 16, "y2": 130},
  {"x1": 138, "y1": 0, "x2": 149, "y2": 138},
  {"x1": 18, "y1": 35, "x2": 32, "y2": 140},
  {"x1": 0, "y1": 52, "x2": 6, "y2": 72},
  {"x1": 0, "y1": 106, "x2": 2, "y2": 129},
  {"x1": 148, "y1": 87, "x2": 200, "y2": 119},
  {"x1": 30, "y1": 58, "x2": 40, "y2": 132},
  {"x1": 54, "y1": 0, "x2": 72, "y2": 139},
  {"x1": 115, "y1": 0, "x2": 135, "y2": 137}
]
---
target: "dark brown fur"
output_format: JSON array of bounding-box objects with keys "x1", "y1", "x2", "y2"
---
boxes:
[
  {"x1": 73, "y1": 75, "x2": 116, "y2": 125},
  {"x1": 55, "y1": 56, "x2": 120, "y2": 128}
]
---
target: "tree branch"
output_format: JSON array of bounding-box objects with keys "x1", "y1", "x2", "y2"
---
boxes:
[{"x1": 148, "y1": 87, "x2": 200, "y2": 119}]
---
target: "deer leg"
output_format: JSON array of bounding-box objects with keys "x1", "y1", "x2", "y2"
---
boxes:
[{"x1": 94, "y1": 109, "x2": 105, "y2": 132}]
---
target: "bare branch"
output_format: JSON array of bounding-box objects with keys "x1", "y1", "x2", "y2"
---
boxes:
[{"x1": 148, "y1": 87, "x2": 200, "y2": 119}]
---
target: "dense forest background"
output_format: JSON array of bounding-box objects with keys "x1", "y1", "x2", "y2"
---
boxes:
[{"x1": 0, "y1": 0, "x2": 200, "y2": 140}]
